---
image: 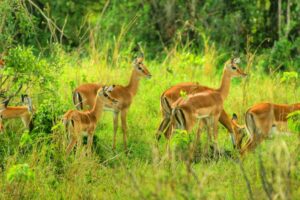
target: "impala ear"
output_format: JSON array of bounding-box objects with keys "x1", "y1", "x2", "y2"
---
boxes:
[
  {"x1": 2, "y1": 98, "x2": 10, "y2": 107},
  {"x1": 107, "y1": 85, "x2": 115, "y2": 92},
  {"x1": 21, "y1": 94, "x2": 29, "y2": 103},
  {"x1": 231, "y1": 58, "x2": 240, "y2": 64}
]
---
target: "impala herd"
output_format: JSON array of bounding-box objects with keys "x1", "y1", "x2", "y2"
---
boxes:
[{"x1": 0, "y1": 55, "x2": 299, "y2": 157}]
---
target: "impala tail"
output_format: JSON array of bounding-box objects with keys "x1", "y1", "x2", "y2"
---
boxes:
[
  {"x1": 63, "y1": 118, "x2": 75, "y2": 133},
  {"x1": 72, "y1": 91, "x2": 83, "y2": 110},
  {"x1": 156, "y1": 96, "x2": 172, "y2": 140},
  {"x1": 170, "y1": 107, "x2": 186, "y2": 132},
  {"x1": 62, "y1": 110, "x2": 75, "y2": 133},
  {"x1": 245, "y1": 111, "x2": 257, "y2": 137}
]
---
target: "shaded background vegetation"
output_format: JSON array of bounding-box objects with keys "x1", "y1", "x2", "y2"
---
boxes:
[{"x1": 1, "y1": 0, "x2": 300, "y2": 71}]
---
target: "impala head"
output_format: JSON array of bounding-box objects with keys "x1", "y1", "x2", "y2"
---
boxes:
[
  {"x1": 231, "y1": 113, "x2": 247, "y2": 150},
  {"x1": 98, "y1": 85, "x2": 119, "y2": 104},
  {"x1": 224, "y1": 58, "x2": 247, "y2": 78},
  {"x1": 21, "y1": 94, "x2": 33, "y2": 113},
  {"x1": 133, "y1": 54, "x2": 152, "y2": 79}
]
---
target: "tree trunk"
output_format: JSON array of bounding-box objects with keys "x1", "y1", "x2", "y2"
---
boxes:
[
  {"x1": 285, "y1": 0, "x2": 290, "y2": 38},
  {"x1": 278, "y1": 0, "x2": 282, "y2": 39}
]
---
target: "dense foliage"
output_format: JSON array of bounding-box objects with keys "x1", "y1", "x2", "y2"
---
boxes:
[{"x1": 1, "y1": 1, "x2": 300, "y2": 67}]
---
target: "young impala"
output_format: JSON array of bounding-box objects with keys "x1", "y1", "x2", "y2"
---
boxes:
[
  {"x1": 72, "y1": 55, "x2": 151, "y2": 150},
  {"x1": 232, "y1": 103, "x2": 300, "y2": 155},
  {"x1": 167, "y1": 58, "x2": 247, "y2": 152},
  {"x1": 63, "y1": 85, "x2": 119, "y2": 155},
  {"x1": 0, "y1": 95, "x2": 34, "y2": 132},
  {"x1": 157, "y1": 58, "x2": 247, "y2": 148}
]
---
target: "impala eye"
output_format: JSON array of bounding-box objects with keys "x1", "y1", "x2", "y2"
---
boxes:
[
  {"x1": 138, "y1": 66, "x2": 142, "y2": 70},
  {"x1": 232, "y1": 66, "x2": 237, "y2": 70},
  {"x1": 104, "y1": 93, "x2": 108, "y2": 97}
]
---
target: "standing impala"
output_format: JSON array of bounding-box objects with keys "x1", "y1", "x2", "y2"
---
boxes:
[
  {"x1": 63, "y1": 85, "x2": 119, "y2": 155},
  {"x1": 0, "y1": 95, "x2": 34, "y2": 132},
  {"x1": 232, "y1": 103, "x2": 300, "y2": 155},
  {"x1": 167, "y1": 58, "x2": 247, "y2": 152},
  {"x1": 72, "y1": 55, "x2": 151, "y2": 150},
  {"x1": 157, "y1": 58, "x2": 246, "y2": 148}
]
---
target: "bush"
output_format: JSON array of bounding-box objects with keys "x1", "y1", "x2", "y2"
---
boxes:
[
  {"x1": 7, "y1": 163, "x2": 34, "y2": 183},
  {"x1": 268, "y1": 38, "x2": 294, "y2": 71}
]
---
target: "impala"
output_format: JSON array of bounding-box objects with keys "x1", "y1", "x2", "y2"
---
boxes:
[
  {"x1": 63, "y1": 85, "x2": 119, "y2": 155},
  {"x1": 0, "y1": 115, "x2": 4, "y2": 132},
  {"x1": 157, "y1": 83, "x2": 244, "y2": 148},
  {"x1": 167, "y1": 58, "x2": 247, "y2": 152},
  {"x1": 232, "y1": 103, "x2": 300, "y2": 155},
  {"x1": 0, "y1": 59, "x2": 4, "y2": 68},
  {"x1": 0, "y1": 94, "x2": 34, "y2": 132},
  {"x1": 157, "y1": 58, "x2": 247, "y2": 148},
  {"x1": 72, "y1": 55, "x2": 151, "y2": 150}
]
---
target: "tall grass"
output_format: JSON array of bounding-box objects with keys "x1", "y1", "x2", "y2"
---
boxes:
[{"x1": 0, "y1": 40, "x2": 299, "y2": 199}]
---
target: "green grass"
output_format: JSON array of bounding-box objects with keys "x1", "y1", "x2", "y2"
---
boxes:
[{"x1": 0, "y1": 50, "x2": 299, "y2": 200}]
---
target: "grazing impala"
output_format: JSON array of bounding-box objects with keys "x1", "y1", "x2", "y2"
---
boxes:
[
  {"x1": 63, "y1": 85, "x2": 119, "y2": 155},
  {"x1": 0, "y1": 59, "x2": 4, "y2": 68},
  {"x1": 232, "y1": 103, "x2": 300, "y2": 155},
  {"x1": 157, "y1": 58, "x2": 247, "y2": 148},
  {"x1": 166, "y1": 58, "x2": 247, "y2": 152},
  {"x1": 0, "y1": 115, "x2": 4, "y2": 132},
  {"x1": 0, "y1": 95, "x2": 34, "y2": 132},
  {"x1": 72, "y1": 55, "x2": 151, "y2": 150}
]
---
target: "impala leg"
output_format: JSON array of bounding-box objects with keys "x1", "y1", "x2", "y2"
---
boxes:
[
  {"x1": 156, "y1": 115, "x2": 170, "y2": 140},
  {"x1": 113, "y1": 111, "x2": 119, "y2": 150},
  {"x1": 21, "y1": 114, "x2": 31, "y2": 130},
  {"x1": 121, "y1": 109, "x2": 128, "y2": 151},
  {"x1": 194, "y1": 120, "x2": 205, "y2": 149},
  {"x1": 241, "y1": 122, "x2": 271, "y2": 156},
  {"x1": 87, "y1": 131, "x2": 94, "y2": 155},
  {"x1": 192, "y1": 121, "x2": 203, "y2": 160},
  {"x1": 204, "y1": 118, "x2": 212, "y2": 155},
  {"x1": 76, "y1": 134, "x2": 83, "y2": 156},
  {"x1": 203, "y1": 118, "x2": 212, "y2": 152},
  {"x1": 66, "y1": 137, "x2": 77, "y2": 155},
  {"x1": 213, "y1": 116, "x2": 220, "y2": 157}
]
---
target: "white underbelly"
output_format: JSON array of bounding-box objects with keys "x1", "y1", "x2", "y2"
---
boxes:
[{"x1": 195, "y1": 106, "x2": 215, "y2": 119}]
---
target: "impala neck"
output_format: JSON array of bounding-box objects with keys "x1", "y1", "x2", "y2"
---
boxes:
[
  {"x1": 126, "y1": 69, "x2": 140, "y2": 96},
  {"x1": 217, "y1": 69, "x2": 232, "y2": 100},
  {"x1": 90, "y1": 97, "x2": 104, "y2": 120}
]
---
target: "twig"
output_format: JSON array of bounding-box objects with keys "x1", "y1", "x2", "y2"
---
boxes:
[
  {"x1": 26, "y1": 0, "x2": 68, "y2": 39},
  {"x1": 101, "y1": 152, "x2": 123, "y2": 165},
  {"x1": 60, "y1": 15, "x2": 68, "y2": 44},
  {"x1": 258, "y1": 149, "x2": 273, "y2": 200},
  {"x1": 237, "y1": 157, "x2": 254, "y2": 200}
]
